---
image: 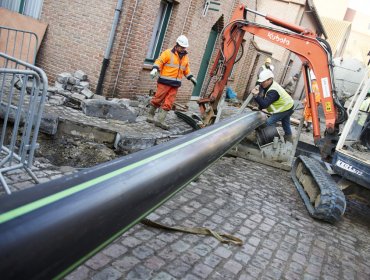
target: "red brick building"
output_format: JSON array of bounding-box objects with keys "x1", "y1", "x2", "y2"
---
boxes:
[{"x1": 2, "y1": 0, "x2": 327, "y2": 102}]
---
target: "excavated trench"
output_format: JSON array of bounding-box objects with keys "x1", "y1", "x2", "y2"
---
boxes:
[
  {"x1": 35, "y1": 132, "x2": 119, "y2": 168},
  {"x1": 0, "y1": 122, "x2": 124, "y2": 169},
  {"x1": 34, "y1": 116, "x2": 187, "y2": 168}
]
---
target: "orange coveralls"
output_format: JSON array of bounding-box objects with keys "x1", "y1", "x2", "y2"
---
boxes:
[{"x1": 151, "y1": 48, "x2": 193, "y2": 111}]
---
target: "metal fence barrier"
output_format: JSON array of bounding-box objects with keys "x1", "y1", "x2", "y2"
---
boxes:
[
  {"x1": 0, "y1": 52, "x2": 48, "y2": 194},
  {"x1": 0, "y1": 25, "x2": 38, "y2": 66}
]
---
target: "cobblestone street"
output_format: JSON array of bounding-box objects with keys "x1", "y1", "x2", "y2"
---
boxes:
[
  {"x1": 0, "y1": 100, "x2": 369, "y2": 280},
  {"x1": 66, "y1": 156, "x2": 369, "y2": 280},
  {"x1": 3, "y1": 153, "x2": 369, "y2": 279},
  {"x1": 1, "y1": 0, "x2": 370, "y2": 278}
]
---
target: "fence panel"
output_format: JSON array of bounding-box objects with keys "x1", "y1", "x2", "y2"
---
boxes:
[
  {"x1": 0, "y1": 25, "x2": 38, "y2": 66},
  {"x1": 0, "y1": 52, "x2": 47, "y2": 194}
]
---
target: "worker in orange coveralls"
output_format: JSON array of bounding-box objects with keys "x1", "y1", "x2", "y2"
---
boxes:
[
  {"x1": 147, "y1": 35, "x2": 197, "y2": 130},
  {"x1": 303, "y1": 71, "x2": 321, "y2": 132}
]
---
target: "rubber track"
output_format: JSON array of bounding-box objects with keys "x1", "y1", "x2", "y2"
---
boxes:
[{"x1": 291, "y1": 155, "x2": 346, "y2": 223}]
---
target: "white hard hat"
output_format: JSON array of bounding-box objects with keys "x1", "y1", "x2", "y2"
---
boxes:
[
  {"x1": 258, "y1": 69, "x2": 274, "y2": 82},
  {"x1": 265, "y1": 57, "x2": 272, "y2": 63},
  {"x1": 176, "y1": 35, "x2": 189, "y2": 48}
]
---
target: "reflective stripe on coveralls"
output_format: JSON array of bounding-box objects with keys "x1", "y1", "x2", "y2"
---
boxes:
[{"x1": 266, "y1": 81, "x2": 294, "y2": 113}]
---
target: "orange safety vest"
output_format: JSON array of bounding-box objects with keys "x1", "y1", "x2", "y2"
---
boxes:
[{"x1": 154, "y1": 48, "x2": 192, "y2": 87}]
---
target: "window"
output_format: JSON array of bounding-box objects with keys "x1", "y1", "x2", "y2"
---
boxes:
[
  {"x1": 0, "y1": 0, "x2": 44, "y2": 19},
  {"x1": 145, "y1": 0, "x2": 173, "y2": 64}
]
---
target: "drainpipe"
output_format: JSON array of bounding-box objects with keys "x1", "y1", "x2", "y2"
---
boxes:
[{"x1": 96, "y1": 0, "x2": 124, "y2": 95}]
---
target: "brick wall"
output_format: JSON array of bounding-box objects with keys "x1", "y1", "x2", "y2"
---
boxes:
[
  {"x1": 108, "y1": 0, "x2": 243, "y2": 104},
  {"x1": 36, "y1": 0, "x2": 249, "y2": 104},
  {"x1": 37, "y1": 0, "x2": 118, "y2": 90},
  {"x1": 36, "y1": 0, "x2": 321, "y2": 106}
]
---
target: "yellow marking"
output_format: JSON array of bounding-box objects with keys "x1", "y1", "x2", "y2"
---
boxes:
[{"x1": 325, "y1": 102, "x2": 332, "y2": 112}]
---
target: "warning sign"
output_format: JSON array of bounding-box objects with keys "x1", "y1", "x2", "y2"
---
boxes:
[{"x1": 325, "y1": 102, "x2": 332, "y2": 112}]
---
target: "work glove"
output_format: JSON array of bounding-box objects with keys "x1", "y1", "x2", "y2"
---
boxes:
[
  {"x1": 251, "y1": 85, "x2": 260, "y2": 97},
  {"x1": 150, "y1": 68, "x2": 158, "y2": 79},
  {"x1": 190, "y1": 76, "x2": 197, "y2": 86}
]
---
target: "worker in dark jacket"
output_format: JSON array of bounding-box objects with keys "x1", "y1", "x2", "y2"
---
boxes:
[
  {"x1": 252, "y1": 69, "x2": 295, "y2": 142},
  {"x1": 147, "y1": 35, "x2": 197, "y2": 130}
]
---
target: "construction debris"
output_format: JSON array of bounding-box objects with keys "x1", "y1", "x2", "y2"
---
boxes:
[{"x1": 47, "y1": 70, "x2": 94, "y2": 108}]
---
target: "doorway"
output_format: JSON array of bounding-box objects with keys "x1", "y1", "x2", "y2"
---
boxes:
[{"x1": 191, "y1": 27, "x2": 218, "y2": 97}]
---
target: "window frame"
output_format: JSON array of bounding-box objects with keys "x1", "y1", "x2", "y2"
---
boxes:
[{"x1": 144, "y1": 0, "x2": 173, "y2": 64}]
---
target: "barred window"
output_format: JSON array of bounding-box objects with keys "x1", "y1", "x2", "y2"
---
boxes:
[
  {"x1": 0, "y1": 0, "x2": 44, "y2": 19},
  {"x1": 145, "y1": 0, "x2": 173, "y2": 63}
]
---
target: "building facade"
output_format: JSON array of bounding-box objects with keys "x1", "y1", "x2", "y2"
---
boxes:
[{"x1": 1, "y1": 0, "x2": 327, "y2": 103}]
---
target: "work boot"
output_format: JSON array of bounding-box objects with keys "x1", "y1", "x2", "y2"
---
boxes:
[
  {"x1": 155, "y1": 109, "x2": 170, "y2": 130},
  {"x1": 146, "y1": 104, "x2": 157, "y2": 123},
  {"x1": 284, "y1": 134, "x2": 293, "y2": 143}
]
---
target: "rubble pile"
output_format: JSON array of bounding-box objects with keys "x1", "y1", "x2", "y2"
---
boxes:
[
  {"x1": 47, "y1": 70, "x2": 147, "y2": 122},
  {"x1": 47, "y1": 70, "x2": 96, "y2": 108}
]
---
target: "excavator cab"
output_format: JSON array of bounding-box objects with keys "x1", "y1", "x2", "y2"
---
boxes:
[{"x1": 333, "y1": 76, "x2": 370, "y2": 192}]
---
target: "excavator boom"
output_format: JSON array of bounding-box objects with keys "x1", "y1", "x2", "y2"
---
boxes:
[{"x1": 199, "y1": 4, "x2": 340, "y2": 140}]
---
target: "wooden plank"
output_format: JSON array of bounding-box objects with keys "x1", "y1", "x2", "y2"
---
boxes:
[{"x1": 0, "y1": 8, "x2": 48, "y2": 64}]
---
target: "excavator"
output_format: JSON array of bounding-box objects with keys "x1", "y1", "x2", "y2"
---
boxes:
[{"x1": 189, "y1": 4, "x2": 370, "y2": 223}]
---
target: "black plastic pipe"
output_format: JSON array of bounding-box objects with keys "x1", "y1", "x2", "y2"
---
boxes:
[{"x1": 0, "y1": 111, "x2": 266, "y2": 280}]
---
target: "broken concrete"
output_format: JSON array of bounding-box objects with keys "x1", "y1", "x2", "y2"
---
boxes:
[
  {"x1": 114, "y1": 134, "x2": 158, "y2": 153},
  {"x1": 48, "y1": 95, "x2": 66, "y2": 106},
  {"x1": 56, "y1": 119, "x2": 117, "y2": 147},
  {"x1": 81, "y1": 99, "x2": 137, "y2": 122},
  {"x1": 56, "y1": 72, "x2": 72, "y2": 84},
  {"x1": 74, "y1": 70, "x2": 87, "y2": 81},
  {"x1": 1, "y1": 75, "x2": 194, "y2": 167},
  {"x1": 81, "y1": 88, "x2": 94, "y2": 99},
  {"x1": 47, "y1": 70, "x2": 94, "y2": 109},
  {"x1": 68, "y1": 76, "x2": 80, "y2": 85},
  {"x1": 39, "y1": 113, "x2": 59, "y2": 135}
]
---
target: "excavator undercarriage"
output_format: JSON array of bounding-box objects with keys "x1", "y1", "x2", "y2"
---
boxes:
[{"x1": 291, "y1": 155, "x2": 346, "y2": 223}]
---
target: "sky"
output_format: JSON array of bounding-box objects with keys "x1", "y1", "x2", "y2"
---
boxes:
[
  {"x1": 348, "y1": 0, "x2": 370, "y2": 15},
  {"x1": 313, "y1": 0, "x2": 370, "y2": 19}
]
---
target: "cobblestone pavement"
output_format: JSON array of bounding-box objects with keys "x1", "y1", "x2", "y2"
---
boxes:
[
  {"x1": 2, "y1": 155, "x2": 370, "y2": 279},
  {"x1": 1, "y1": 102, "x2": 370, "y2": 279}
]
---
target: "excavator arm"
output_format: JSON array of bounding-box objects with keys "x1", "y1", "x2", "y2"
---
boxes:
[
  {"x1": 198, "y1": 4, "x2": 348, "y2": 223},
  {"x1": 198, "y1": 4, "x2": 346, "y2": 158}
]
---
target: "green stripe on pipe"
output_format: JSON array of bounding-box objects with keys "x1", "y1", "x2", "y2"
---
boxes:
[
  {"x1": 54, "y1": 168, "x2": 207, "y2": 280},
  {"x1": 0, "y1": 114, "x2": 248, "y2": 224}
]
